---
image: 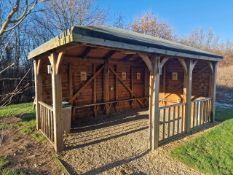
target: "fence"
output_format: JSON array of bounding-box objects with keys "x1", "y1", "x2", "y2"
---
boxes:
[
  {"x1": 159, "y1": 97, "x2": 212, "y2": 143},
  {"x1": 159, "y1": 102, "x2": 186, "y2": 142},
  {"x1": 38, "y1": 101, "x2": 54, "y2": 143},
  {"x1": 191, "y1": 98, "x2": 212, "y2": 129}
]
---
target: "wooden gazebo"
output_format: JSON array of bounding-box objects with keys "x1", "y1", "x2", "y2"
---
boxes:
[{"x1": 29, "y1": 26, "x2": 223, "y2": 152}]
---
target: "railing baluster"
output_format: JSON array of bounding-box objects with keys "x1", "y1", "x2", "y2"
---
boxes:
[
  {"x1": 204, "y1": 101, "x2": 206, "y2": 124},
  {"x1": 167, "y1": 107, "x2": 170, "y2": 138},
  {"x1": 193, "y1": 101, "x2": 196, "y2": 128},
  {"x1": 182, "y1": 104, "x2": 185, "y2": 133},
  {"x1": 172, "y1": 106, "x2": 175, "y2": 136},
  {"x1": 163, "y1": 108, "x2": 166, "y2": 140},
  {"x1": 177, "y1": 105, "x2": 180, "y2": 134}
]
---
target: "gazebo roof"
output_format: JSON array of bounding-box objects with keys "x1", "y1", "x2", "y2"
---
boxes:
[{"x1": 28, "y1": 25, "x2": 223, "y2": 61}]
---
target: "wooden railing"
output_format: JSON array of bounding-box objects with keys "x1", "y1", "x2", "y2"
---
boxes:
[
  {"x1": 38, "y1": 101, "x2": 54, "y2": 143},
  {"x1": 159, "y1": 102, "x2": 186, "y2": 142},
  {"x1": 191, "y1": 98, "x2": 212, "y2": 129}
]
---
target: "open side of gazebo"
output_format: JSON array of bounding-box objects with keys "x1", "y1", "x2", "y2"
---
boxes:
[{"x1": 29, "y1": 26, "x2": 223, "y2": 152}]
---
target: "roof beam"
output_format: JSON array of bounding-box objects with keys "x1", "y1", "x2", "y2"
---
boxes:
[
  {"x1": 122, "y1": 54, "x2": 134, "y2": 61},
  {"x1": 79, "y1": 47, "x2": 92, "y2": 58},
  {"x1": 103, "y1": 50, "x2": 116, "y2": 60}
]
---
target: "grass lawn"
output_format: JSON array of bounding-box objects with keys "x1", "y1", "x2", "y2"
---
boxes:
[
  {"x1": 0, "y1": 103, "x2": 34, "y2": 118},
  {"x1": 0, "y1": 102, "x2": 44, "y2": 142},
  {"x1": 171, "y1": 107, "x2": 233, "y2": 175},
  {"x1": 0, "y1": 102, "x2": 45, "y2": 174}
]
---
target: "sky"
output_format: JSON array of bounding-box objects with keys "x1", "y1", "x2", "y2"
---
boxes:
[{"x1": 95, "y1": 0, "x2": 233, "y2": 42}]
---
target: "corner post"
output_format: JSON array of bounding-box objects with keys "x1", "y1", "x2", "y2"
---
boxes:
[
  {"x1": 210, "y1": 62, "x2": 217, "y2": 122},
  {"x1": 150, "y1": 55, "x2": 161, "y2": 150},
  {"x1": 184, "y1": 60, "x2": 197, "y2": 133},
  {"x1": 49, "y1": 52, "x2": 64, "y2": 152},
  {"x1": 34, "y1": 59, "x2": 42, "y2": 130}
]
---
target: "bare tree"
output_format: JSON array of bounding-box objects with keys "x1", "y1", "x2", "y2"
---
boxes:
[
  {"x1": 180, "y1": 28, "x2": 219, "y2": 50},
  {"x1": 130, "y1": 12, "x2": 175, "y2": 40},
  {"x1": 0, "y1": 0, "x2": 38, "y2": 37},
  {"x1": 40, "y1": 0, "x2": 106, "y2": 34},
  {"x1": 113, "y1": 14, "x2": 125, "y2": 29},
  {"x1": 0, "y1": 0, "x2": 38, "y2": 106}
]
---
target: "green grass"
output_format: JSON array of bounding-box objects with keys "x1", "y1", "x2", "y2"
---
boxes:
[
  {"x1": 0, "y1": 156, "x2": 26, "y2": 175},
  {"x1": 171, "y1": 107, "x2": 233, "y2": 175},
  {"x1": 0, "y1": 156, "x2": 9, "y2": 170},
  {"x1": 0, "y1": 102, "x2": 45, "y2": 142},
  {"x1": 0, "y1": 103, "x2": 45, "y2": 174},
  {"x1": 0, "y1": 123, "x2": 17, "y2": 130},
  {"x1": 0, "y1": 103, "x2": 34, "y2": 118}
]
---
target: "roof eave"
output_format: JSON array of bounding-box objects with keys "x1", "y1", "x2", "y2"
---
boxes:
[{"x1": 28, "y1": 26, "x2": 223, "y2": 61}]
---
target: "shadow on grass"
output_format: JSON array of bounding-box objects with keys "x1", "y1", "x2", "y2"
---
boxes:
[{"x1": 19, "y1": 112, "x2": 36, "y2": 122}]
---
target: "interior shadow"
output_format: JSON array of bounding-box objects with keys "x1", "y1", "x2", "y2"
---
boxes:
[
  {"x1": 65, "y1": 110, "x2": 149, "y2": 150},
  {"x1": 71, "y1": 109, "x2": 148, "y2": 132}
]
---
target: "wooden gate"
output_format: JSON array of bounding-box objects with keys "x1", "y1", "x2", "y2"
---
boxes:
[{"x1": 38, "y1": 101, "x2": 54, "y2": 143}]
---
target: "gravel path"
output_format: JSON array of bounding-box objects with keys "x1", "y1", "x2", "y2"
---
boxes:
[{"x1": 61, "y1": 110, "x2": 205, "y2": 175}]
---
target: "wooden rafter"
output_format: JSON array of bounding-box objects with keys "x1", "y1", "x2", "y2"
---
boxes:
[
  {"x1": 208, "y1": 62, "x2": 214, "y2": 73},
  {"x1": 103, "y1": 50, "x2": 115, "y2": 60},
  {"x1": 191, "y1": 60, "x2": 198, "y2": 71},
  {"x1": 48, "y1": 52, "x2": 64, "y2": 75},
  {"x1": 137, "y1": 53, "x2": 153, "y2": 73},
  {"x1": 71, "y1": 64, "x2": 104, "y2": 102},
  {"x1": 178, "y1": 58, "x2": 187, "y2": 73},
  {"x1": 109, "y1": 66, "x2": 144, "y2": 107},
  {"x1": 160, "y1": 57, "x2": 169, "y2": 69},
  {"x1": 80, "y1": 47, "x2": 92, "y2": 58},
  {"x1": 55, "y1": 52, "x2": 64, "y2": 74},
  {"x1": 122, "y1": 54, "x2": 134, "y2": 61},
  {"x1": 36, "y1": 59, "x2": 42, "y2": 75}
]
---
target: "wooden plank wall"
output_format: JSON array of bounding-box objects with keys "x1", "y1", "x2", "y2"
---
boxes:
[
  {"x1": 39, "y1": 56, "x2": 212, "y2": 121},
  {"x1": 192, "y1": 61, "x2": 211, "y2": 97},
  {"x1": 159, "y1": 58, "x2": 211, "y2": 106},
  {"x1": 160, "y1": 58, "x2": 184, "y2": 105},
  {"x1": 54, "y1": 58, "x2": 149, "y2": 120}
]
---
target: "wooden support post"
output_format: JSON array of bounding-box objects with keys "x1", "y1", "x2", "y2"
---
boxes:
[
  {"x1": 184, "y1": 60, "x2": 197, "y2": 133},
  {"x1": 68, "y1": 64, "x2": 73, "y2": 100},
  {"x1": 130, "y1": 66, "x2": 133, "y2": 108},
  {"x1": 103, "y1": 60, "x2": 110, "y2": 115},
  {"x1": 149, "y1": 56, "x2": 161, "y2": 150},
  {"x1": 144, "y1": 67, "x2": 149, "y2": 98},
  {"x1": 209, "y1": 62, "x2": 217, "y2": 122},
  {"x1": 162, "y1": 66, "x2": 166, "y2": 104},
  {"x1": 49, "y1": 52, "x2": 64, "y2": 152},
  {"x1": 68, "y1": 64, "x2": 75, "y2": 121},
  {"x1": 114, "y1": 65, "x2": 118, "y2": 111},
  {"x1": 34, "y1": 60, "x2": 42, "y2": 130},
  {"x1": 93, "y1": 64, "x2": 97, "y2": 117}
]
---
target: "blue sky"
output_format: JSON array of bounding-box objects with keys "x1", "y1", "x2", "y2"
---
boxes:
[{"x1": 95, "y1": 0, "x2": 233, "y2": 41}]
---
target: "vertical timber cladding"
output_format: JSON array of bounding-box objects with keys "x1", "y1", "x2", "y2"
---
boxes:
[
  {"x1": 160, "y1": 58, "x2": 185, "y2": 105},
  {"x1": 61, "y1": 57, "x2": 149, "y2": 120},
  {"x1": 192, "y1": 61, "x2": 211, "y2": 98},
  {"x1": 41, "y1": 58, "x2": 52, "y2": 105},
  {"x1": 158, "y1": 59, "x2": 212, "y2": 106}
]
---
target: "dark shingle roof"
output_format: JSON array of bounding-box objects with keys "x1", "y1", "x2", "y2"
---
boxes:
[{"x1": 28, "y1": 25, "x2": 223, "y2": 61}]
